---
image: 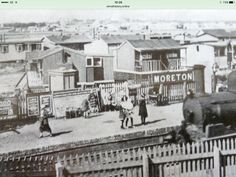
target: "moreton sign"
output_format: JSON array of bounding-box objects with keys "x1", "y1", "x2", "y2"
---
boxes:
[{"x1": 154, "y1": 72, "x2": 194, "y2": 84}]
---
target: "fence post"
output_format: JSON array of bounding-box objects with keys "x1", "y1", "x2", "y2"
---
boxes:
[
  {"x1": 214, "y1": 146, "x2": 222, "y2": 177},
  {"x1": 183, "y1": 82, "x2": 187, "y2": 99},
  {"x1": 143, "y1": 153, "x2": 150, "y2": 177},
  {"x1": 55, "y1": 162, "x2": 65, "y2": 177}
]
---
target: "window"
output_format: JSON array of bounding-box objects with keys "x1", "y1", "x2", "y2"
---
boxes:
[
  {"x1": 94, "y1": 58, "x2": 102, "y2": 66},
  {"x1": 87, "y1": 58, "x2": 92, "y2": 66},
  {"x1": 196, "y1": 45, "x2": 199, "y2": 52},
  {"x1": 135, "y1": 50, "x2": 140, "y2": 61},
  {"x1": 16, "y1": 44, "x2": 23, "y2": 52},
  {"x1": 86, "y1": 57, "x2": 102, "y2": 67},
  {"x1": 142, "y1": 52, "x2": 152, "y2": 59},
  {"x1": 1, "y1": 45, "x2": 9, "y2": 53},
  {"x1": 220, "y1": 47, "x2": 225, "y2": 56},
  {"x1": 215, "y1": 47, "x2": 226, "y2": 57},
  {"x1": 36, "y1": 44, "x2": 42, "y2": 50},
  {"x1": 63, "y1": 53, "x2": 71, "y2": 64},
  {"x1": 31, "y1": 44, "x2": 36, "y2": 51},
  {"x1": 23, "y1": 44, "x2": 28, "y2": 51}
]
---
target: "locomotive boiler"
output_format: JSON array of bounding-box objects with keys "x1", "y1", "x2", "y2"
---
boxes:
[{"x1": 183, "y1": 71, "x2": 236, "y2": 130}]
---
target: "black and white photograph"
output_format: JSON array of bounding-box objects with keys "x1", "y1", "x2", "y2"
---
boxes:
[{"x1": 1, "y1": 9, "x2": 236, "y2": 177}]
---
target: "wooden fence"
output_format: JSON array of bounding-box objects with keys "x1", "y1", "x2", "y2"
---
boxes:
[
  {"x1": 99, "y1": 81, "x2": 196, "y2": 104},
  {"x1": 0, "y1": 126, "x2": 177, "y2": 177},
  {"x1": 56, "y1": 134, "x2": 236, "y2": 177}
]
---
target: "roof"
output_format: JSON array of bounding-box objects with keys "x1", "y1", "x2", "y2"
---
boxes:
[
  {"x1": 201, "y1": 29, "x2": 230, "y2": 38},
  {"x1": 26, "y1": 47, "x2": 63, "y2": 61},
  {"x1": 101, "y1": 35, "x2": 144, "y2": 44},
  {"x1": 0, "y1": 72, "x2": 25, "y2": 93},
  {"x1": 49, "y1": 67, "x2": 77, "y2": 74},
  {"x1": 206, "y1": 40, "x2": 230, "y2": 47},
  {"x1": 127, "y1": 39, "x2": 184, "y2": 51},
  {"x1": 0, "y1": 37, "x2": 43, "y2": 44},
  {"x1": 46, "y1": 34, "x2": 91, "y2": 44}
]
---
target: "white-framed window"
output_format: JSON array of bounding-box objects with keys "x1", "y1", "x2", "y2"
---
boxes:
[
  {"x1": 142, "y1": 52, "x2": 152, "y2": 59},
  {"x1": 16, "y1": 44, "x2": 23, "y2": 52},
  {"x1": 93, "y1": 57, "x2": 102, "y2": 66},
  {"x1": 1, "y1": 45, "x2": 9, "y2": 53},
  {"x1": 86, "y1": 57, "x2": 102, "y2": 67},
  {"x1": 86, "y1": 58, "x2": 93, "y2": 67}
]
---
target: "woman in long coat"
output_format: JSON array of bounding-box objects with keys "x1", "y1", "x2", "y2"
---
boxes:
[
  {"x1": 139, "y1": 93, "x2": 148, "y2": 125},
  {"x1": 39, "y1": 105, "x2": 53, "y2": 138}
]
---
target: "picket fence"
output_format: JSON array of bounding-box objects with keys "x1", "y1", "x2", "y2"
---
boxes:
[
  {"x1": 0, "y1": 126, "x2": 177, "y2": 177},
  {"x1": 56, "y1": 134, "x2": 236, "y2": 177}
]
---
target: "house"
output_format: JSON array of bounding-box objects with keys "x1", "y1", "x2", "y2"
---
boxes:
[
  {"x1": 183, "y1": 43, "x2": 215, "y2": 93},
  {"x1": 116, "y1": 38, "x2": 186, "y2": 72},
  {"x1": 195, "y1": 29, "x2": 233, "y2": 43},
  {"x1": 84, "y1": 34, "x2": 144, "y2": 55},
  {"x1": 84, "y1": 34, "x2": 145, "y2": 69},
  {"x1": 43, "y1": 34, "x2": 92, "y2": 51},
  {"x1": 26, "y1": 47, "x2": 114, "y2": 90},
  {"x1": 0, "y1": 36, "x2": 43, "y2": 63},
  {"x1": 183, "y1": 38, "x2": 236, "y2": 93},
  {"x1": 114, "y1": 38, "x2": 206, "y2": 95}
]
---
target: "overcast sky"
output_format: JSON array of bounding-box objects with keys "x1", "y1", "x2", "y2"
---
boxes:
[{"x1": 1, "y1": 9, "x2": 236, "y2": 23}]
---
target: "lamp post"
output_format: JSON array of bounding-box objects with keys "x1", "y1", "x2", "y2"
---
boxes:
[{"x1": 212, "y1": 62, "x2": 219, "y2": 93}]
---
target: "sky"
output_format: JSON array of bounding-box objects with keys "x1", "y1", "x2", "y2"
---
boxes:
[{"x1": 1, "y1": 9, "x2": 236, "y2": 23}]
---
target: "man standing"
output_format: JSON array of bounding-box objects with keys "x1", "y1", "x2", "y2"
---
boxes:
[
  {"x1": 139, "y1": 93, "x2": 148, "y2": 125},
  {"x1": 39, "y1": 105, "x2": 53, "y2": 138}
]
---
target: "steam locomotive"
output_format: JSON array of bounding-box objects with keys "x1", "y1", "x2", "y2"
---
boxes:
[{"x1": 183, "y1": 71, "x2": 236, "y2": 131}]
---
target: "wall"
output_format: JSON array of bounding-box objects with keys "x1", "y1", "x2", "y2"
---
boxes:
[
  {"x1": 0, "y1": 44, "x2": 26, "y2": 62},
  {"x1": 50, "y1": 74, "x2": 64, "y2": 91},
  {"x1": 60, "y1": 42, "x2": 90, "y2": 51},
  {"x1": 53, "y1": 89, "x2": 90, "y2": 117},
  {"x1": 117, "y1": 42, "x2": 135, "y2": 71},
  {"x1": 103, "y1": 56, "x2": 114, "y2": 80},
  {"x1": 65, "y1": 49, "x2": 87, "y2": 83},
  {"x1": 84, "y1": 39, "x2": 109, "y2": 54},
  {"x1": 184, "y1": 44, "x2": 215, "y2": 93},
  {"x1": 42, "y1": 50, "x2": 64, "y2": 84}
]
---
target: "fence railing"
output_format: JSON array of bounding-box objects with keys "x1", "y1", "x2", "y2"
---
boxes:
[
  {"x1": 0, "y1": 126, "x2": 178, "y2": 177},
  {"x1": 55, "y1": 133, "x2": 236, "y2": 177},
  {"x1": 99, "y1": 81, "x2": 196, "y2": 104}
]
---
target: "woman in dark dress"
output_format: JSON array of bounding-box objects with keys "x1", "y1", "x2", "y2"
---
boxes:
[
  {"x1": 139, "y1": 93, "x2": 148, "y2": 125},
  {"x1": 39, "y1": 105, "x2": 53, "y2": 138}
]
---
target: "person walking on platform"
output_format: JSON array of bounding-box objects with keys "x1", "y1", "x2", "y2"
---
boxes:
[
  {"x1": 39, "y1": 105, "x2": 53, "y2": 138},
  {"x1": 139, "y1": 93, "x2": 148, "y2": 125}
]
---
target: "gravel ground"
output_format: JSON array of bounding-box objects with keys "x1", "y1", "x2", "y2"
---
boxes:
[{"x1": 0, "y1": 103, "x2": 184, "y2": 154}]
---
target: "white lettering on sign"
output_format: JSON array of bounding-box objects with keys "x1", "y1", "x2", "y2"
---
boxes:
[
  {"x1": 0, "y1": 100, "x2": 11, "y2": 107},
  {"x1": 154, "y1": 72, "x2": 193, "y2": 83}
]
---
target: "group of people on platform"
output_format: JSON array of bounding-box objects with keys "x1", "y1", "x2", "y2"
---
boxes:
[
  {"x1": 38, "y1": 89, "x2": 149, "y2": 138},
  {"x1": 119, "y1": 92, "x2": 148, "y2": 129}
]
